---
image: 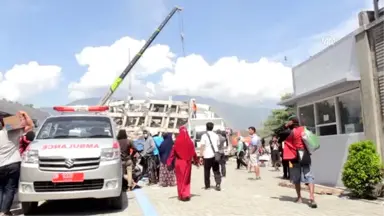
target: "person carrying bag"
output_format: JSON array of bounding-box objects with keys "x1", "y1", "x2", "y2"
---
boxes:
[
  {"x1": 206, "y1": 132, "x2": 221, "y2": 163},
  {"x1": 199, "y1": 122, "x2": 222, "y2": 191}
]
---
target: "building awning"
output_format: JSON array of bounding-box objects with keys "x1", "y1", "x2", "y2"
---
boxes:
[{"x1": 279, "y1": 78, "x2": 360, "y2": 106}]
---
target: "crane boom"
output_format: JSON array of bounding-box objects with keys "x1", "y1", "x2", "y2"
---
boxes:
[{"x1": 99, "y1": 6, "x2": 182, "y2": 105}]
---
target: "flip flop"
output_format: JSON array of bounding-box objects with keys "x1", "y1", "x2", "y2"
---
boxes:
[{"x1": 309, "y1": 200, "x2": 318, "y2": 208}]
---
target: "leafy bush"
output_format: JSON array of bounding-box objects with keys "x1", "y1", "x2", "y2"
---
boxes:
[
  {"x1": 342, "y1": 140, "x2": 384, "y2": 198},
  {"x1": 380, "y1": 163, "x2": 384, "y2": 179}
]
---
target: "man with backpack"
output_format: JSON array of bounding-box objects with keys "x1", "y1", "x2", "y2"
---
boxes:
[{"x1": 283, "y1": 116, "x2": 317, "y2": 208}]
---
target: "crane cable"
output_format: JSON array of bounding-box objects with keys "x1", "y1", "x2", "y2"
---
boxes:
[{"x1": 178, "y1": 10, "x2": 186, "y2": 57}]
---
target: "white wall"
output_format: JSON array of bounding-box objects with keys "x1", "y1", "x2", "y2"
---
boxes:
[
  {"x1": 311, "y1": 133, "x2": 365, "y2": 187},
  {"x1": 293, "y1": 33, "x2": 360, "y2": 96}
]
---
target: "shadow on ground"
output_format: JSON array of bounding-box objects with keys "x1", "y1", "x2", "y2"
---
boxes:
[
  {"x1": 168, "y1": 194, "x2": 201, "y2": 199},
  {"x1": 12, "y1": 193, "x2": 132, "y2": 215},
  {"x1": 270, "y1": 195, "x2": 314, "y2": 208}
]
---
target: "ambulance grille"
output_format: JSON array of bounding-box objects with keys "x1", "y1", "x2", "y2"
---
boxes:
[
  {"x1": 34, "y1": 179, "x2": 104, "y2": 192},
  {"x1": 38, "y1": 157, "x2": 100, "y2": 172}
]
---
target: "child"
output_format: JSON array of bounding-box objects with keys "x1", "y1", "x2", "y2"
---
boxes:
[{"x1": 19, "y1": 131, "x2": 35, "y2": 155}]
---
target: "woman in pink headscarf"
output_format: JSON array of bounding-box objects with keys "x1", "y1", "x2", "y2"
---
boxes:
[{"x1": 167, "y1": 126, "x2": 199, "y2": 201}]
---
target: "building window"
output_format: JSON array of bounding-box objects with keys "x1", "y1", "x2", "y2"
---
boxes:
[
  {"x1": 316, "y1": 98, "x2": 337, "y2": 136},
  {"x1": 318, "y1": 124, "x2": 337, "y2": 136},
  {"x1": 316, "y1": 99, "x2": 336, "y2": 124},
  {"x1": 298, "y1": 104, "x2": 315, "y2": 133},
  {"x1": 337, "y1": 91, "x2": 364, "y2": 134}
]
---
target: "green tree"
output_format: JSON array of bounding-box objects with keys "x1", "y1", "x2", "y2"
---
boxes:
[
  {"x1": 260, "y1": 93, "x2": 294, "y2": 137},
  {"x1": 24, "y1": 104, "x2": 34, "y2": 108}
]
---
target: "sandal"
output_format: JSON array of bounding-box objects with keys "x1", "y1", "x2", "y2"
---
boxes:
[
  {"x1": 309, "y1": 200, "x2": 318, "y2": 208},
  {"x1": 179, "y1": 197, "x2": 191, "y2": 202}
]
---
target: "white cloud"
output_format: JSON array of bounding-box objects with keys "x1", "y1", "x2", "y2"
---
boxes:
[
  {"x1": 69, "y1": 0, "x2": 383, "y2": 105},
  {"x1": 68, "y1": 36, "x2": 175, "y2": 100},
  {"x1": 69, "y1": 37, "x2": 293, "y2": 105},
  {"x1": 0, "y1": 61, "x2": 61, "y2": 101},
  {"x1": 159, "y1": 55, "x2": 292, "y2": 101}
]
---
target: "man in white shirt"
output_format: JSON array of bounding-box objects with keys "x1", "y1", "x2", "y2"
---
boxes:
[
  {"x1": 0, "y1": 117, "x2": 22, "y2": 215},
  {"x1": 199, "y1": 122, "x2": 222, "y2": 191},
  {"x1": 248, "y1": 126, "x2": 261, "y2": 180}
]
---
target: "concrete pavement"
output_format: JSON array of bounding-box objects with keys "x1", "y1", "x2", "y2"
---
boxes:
[{"x1": 13, "y1": 161, "x2": 383, "y2": 215}]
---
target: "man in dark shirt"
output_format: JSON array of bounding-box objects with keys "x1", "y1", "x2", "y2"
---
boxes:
[
  {"x1": 276, "y1": 125, "x2": 291, "y2": 179},
  {"x1": 217, "y1": 130, "x2": 227, "y2": 177},
  {"x1": 117, "y1": 130, "x2": 137, "y2": 190},
  {"x1": 270, "y1": 136, "x2": 280, "y2": 171}
]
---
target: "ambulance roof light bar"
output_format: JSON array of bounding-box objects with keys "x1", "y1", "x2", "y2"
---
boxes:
[{"x1": 53, "y1": 106, "x2": 109, "y2": 112}]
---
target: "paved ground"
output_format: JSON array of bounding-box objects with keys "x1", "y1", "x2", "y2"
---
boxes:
[{"x1": 12, "y1": 161, "x2": 384, "y2": 216}]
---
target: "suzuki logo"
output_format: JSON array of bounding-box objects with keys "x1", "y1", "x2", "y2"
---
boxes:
[{"x1": 65, "y1": 159, "x2": 74, "y2": 168}]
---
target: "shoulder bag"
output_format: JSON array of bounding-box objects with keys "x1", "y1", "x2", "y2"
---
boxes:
[{"x1": 206, "y1": 132, "x2": 221, "y2": 162}]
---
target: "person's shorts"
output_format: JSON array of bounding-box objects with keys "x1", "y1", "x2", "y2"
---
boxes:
[
  {"x1": 249, "y1": 154, "x2": 259, "y2": 166},
  {"x1": 290, "y1": 162, "x2": 315, "y2": 184}
]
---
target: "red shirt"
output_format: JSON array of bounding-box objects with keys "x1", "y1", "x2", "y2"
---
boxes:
[{"x1": 283, "y1": 126, "x2": 305, "y2": 160}]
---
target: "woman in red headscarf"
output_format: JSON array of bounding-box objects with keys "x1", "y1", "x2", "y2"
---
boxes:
[{"x1": 167, "y1": 126, "x2": 199, "y2": 201}]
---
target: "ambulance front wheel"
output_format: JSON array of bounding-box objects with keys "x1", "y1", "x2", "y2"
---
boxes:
[
  {"x1": 107, "y1": 191, "x2": 124, "y2": 210},
  {"x1": 21, "y1": 201, "x2": 38, "y2": 215}
]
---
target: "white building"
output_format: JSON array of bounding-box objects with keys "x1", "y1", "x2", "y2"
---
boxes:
[{"x1": 280, "y1": 10, "x2": 384, "y2": 187}]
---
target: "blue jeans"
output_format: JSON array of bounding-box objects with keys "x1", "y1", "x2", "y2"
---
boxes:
[
  {"x1": 0, "y1": 162, "x2": 20, "y2": 213},
  {"x1": 290, "y1": 162, "x2": 314, "y2": 184}
]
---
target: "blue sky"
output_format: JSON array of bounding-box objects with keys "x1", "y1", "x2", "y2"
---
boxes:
[{"x1": 0, "y1": 0, "x2": 371, "y2": 107}]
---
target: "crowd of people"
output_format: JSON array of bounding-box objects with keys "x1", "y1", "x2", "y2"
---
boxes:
[
  {"x1": 0, "y1": 111, "x2": 317, "y2": 216},
  {"x1": 118, "y1": 116, "x2": 317, "y2": 208},
  {"x1": 117, "y1": 122, "x2": 230, "y2": 200},
  {"x1": 227, "y1": 117, "x2": 317, "y2": 208}
]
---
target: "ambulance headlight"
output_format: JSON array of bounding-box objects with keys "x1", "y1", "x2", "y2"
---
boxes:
[
  {"x1": 101, "y1": 148, "x2": 120, "y2": 161},
  {"x1": 22, "y1": 149, "x2": 39, "y2": 164}
]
